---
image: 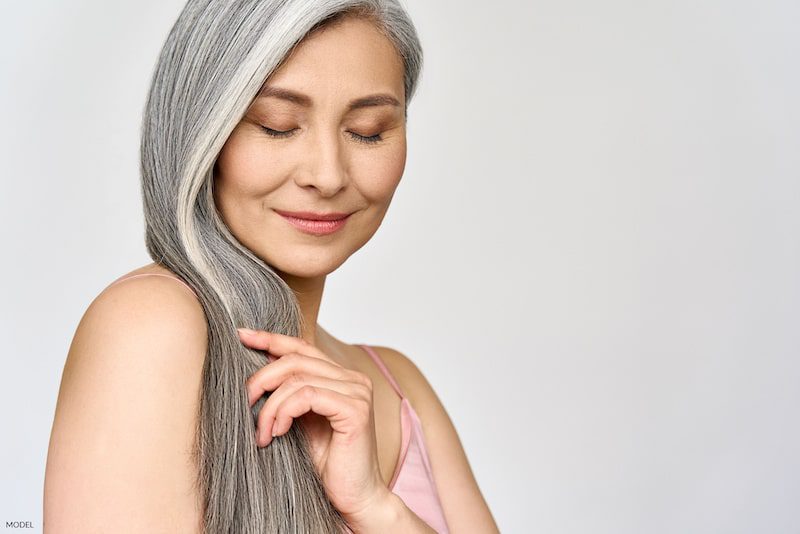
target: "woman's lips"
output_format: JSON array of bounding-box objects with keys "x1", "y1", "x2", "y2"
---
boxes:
[{"x1": 274, "y1": 209, "x2": 352, "y2": 236}]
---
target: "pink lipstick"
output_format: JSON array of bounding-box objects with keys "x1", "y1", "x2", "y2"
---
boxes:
[{"x1": 274, "y1": 209, "x2": 352, "y2": 236}]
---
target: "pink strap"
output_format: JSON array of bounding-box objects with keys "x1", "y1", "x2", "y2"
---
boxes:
[
  {"x1": 358, "y1": 345, "x2": 405, "y2": 399},
  {"x1": 106, "y1": 272, "x2": 198, "y2": 298}
]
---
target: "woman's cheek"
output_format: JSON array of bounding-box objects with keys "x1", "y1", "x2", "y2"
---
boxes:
[
  {"x1": 219, "y1": 134, "x2": 291, "y2": 194},
  {"x1": 354, "y1": 144, "x2": 406, "y2": 200}
]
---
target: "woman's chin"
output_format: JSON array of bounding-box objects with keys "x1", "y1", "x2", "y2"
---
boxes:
[{"x1": 265, "y1": 251, "x2": 349, "y2": 280}]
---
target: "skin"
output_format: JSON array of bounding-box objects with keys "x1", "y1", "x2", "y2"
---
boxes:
[
  {"x1": 44, "y1": 14, "x2": 499, "y2": 534},
  {"x1": 213, "y1": 14, "x2": 407, "y2": 352}
]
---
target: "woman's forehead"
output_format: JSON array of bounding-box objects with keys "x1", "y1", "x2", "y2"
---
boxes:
[{"x1": 263, "y1": 16, "x2": 405, "y2": 101}]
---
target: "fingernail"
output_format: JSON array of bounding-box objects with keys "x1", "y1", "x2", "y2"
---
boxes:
[{"x1": 238, "y1": 328, "x2": 257, "y2": 336}]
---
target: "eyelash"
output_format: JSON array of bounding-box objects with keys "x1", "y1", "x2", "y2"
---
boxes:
[{"x1": 261, "y1": 126, "x2": 383, "y2": 145}]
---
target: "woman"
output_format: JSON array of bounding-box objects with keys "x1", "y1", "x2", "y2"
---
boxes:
[{"x1": 44, "y1": 1, "x2": 499, "y2": 533}]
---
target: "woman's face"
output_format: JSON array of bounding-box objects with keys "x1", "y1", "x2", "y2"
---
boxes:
[{"x1": 213, "y1": 16, "x2": 407, "y2": 279}]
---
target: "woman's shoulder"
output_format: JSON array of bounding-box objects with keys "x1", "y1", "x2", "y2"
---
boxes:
[
  {"x1": 365, "y1": 345, "x2": 452, "y2": 444},
  {"x1": 97, "y1": 259, "x2": 204, "y2": 324},
  {"x1": 85, "y1": 262, "x2": 207, "y2": 357},
  {"x1": 77, "y1": 261, "x2": 208, "y2": 388},
  {"x1": 101, "y1": 262, "x2": 200, "y2": 301},
  {"x1": 366, "y1": 346, "x2": 499, "y2": 532},
  {"x1": 72, "y1": 261, "x2": 208, "y2": 384},
  {"x1": 44, "y1": 263, "x2": 207, "y2": 530},
  {"x1": 364, "y1": 345, "x2": 434, "y2": 405}
]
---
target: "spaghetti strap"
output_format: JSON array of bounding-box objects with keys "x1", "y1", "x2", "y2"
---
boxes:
[
  {"x1": 106, "y1": 272, "x2": 198, "y2": 299},
  {"x1": 358, "y1": 344, "x2": 405, "y2": 399}
]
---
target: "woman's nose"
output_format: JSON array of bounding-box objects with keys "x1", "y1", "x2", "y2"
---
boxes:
[{"x1": 294, "y1": 129, "x2": 349, "y2": 196}]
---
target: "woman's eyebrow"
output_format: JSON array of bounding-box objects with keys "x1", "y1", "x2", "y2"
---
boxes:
[{"x1": 258, "y1": 84, "x2": 401, "y2": 111}]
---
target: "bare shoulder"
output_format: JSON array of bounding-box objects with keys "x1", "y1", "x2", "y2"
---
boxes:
[
  {"x1": 44, "y1": 267, "x2": 207, "y2": 533},
  {"x1": 370, "y1": 346, "x2": 500, "y2": 533},
  {"x1": 365, "y1": 346, "x2": 427, "y2": 399},
  {"x1": 366, "y1": 346, "x2": 446, "y2": 423}
]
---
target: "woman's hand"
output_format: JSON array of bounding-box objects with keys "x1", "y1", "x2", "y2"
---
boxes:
[{"x1": 237, "y1": 328, "x2": 393, "y2": 526}]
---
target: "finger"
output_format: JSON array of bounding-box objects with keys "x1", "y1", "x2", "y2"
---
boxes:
[
  {"x1": 269, "y1": 385, "x2": 369, "y2": 445},
  {"x1": 254, "y1": 373, "x2": 370, "y2": 446},
  {"x1": 246, "y1": 353, "x2": 370, "y2": 407},
  {"x1": 237, "y1": 328, "x2": 333, "y2": 362}
]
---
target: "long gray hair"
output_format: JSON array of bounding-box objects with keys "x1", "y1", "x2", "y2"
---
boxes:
[{"x1": 139, "y1": 0, "x2": 423, "y2": 532}]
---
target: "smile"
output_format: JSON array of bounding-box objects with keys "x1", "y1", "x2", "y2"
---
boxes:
[{"x1": 274, "y1": 209, "x2": 352, "y2": 236}]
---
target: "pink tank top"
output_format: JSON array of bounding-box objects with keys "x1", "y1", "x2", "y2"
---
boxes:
[
  {"x1": 105, "y1": 272, "x2": 449, "y2": 533},
  {"x1": 357, "y1": 345, "x2": 450, "y2": 534}
]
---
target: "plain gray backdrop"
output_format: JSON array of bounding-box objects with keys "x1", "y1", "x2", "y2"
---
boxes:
[{"x1": 1, "y1": 1, "x2": 799, "y2": 533}]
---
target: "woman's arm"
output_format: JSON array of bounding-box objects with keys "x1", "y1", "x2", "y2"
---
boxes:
[
  {"x1": 43, "y1": 276, "x2": 208, "y2": 533},
  {"x1": 342, "y1": 490, "x2": 437, "y2": 533},
  {"x1": 373, "y1": 347, "x2": 501, "y2": 534}
]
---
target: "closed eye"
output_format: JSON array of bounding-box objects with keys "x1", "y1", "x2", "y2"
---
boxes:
[
  {"x1": 349, "y1": 132, "x2": 382, "y2": 144},
  {"x1": 261, "y1": 126, "x2": 297, "y2": 138},
  {"x1": 261, "y1": 126, "x2": 382, "y2": 145}
]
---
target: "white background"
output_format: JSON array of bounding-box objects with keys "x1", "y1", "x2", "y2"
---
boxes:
[{"x1": 1, "y1": 1, "x2": 799, "y2": 533}]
